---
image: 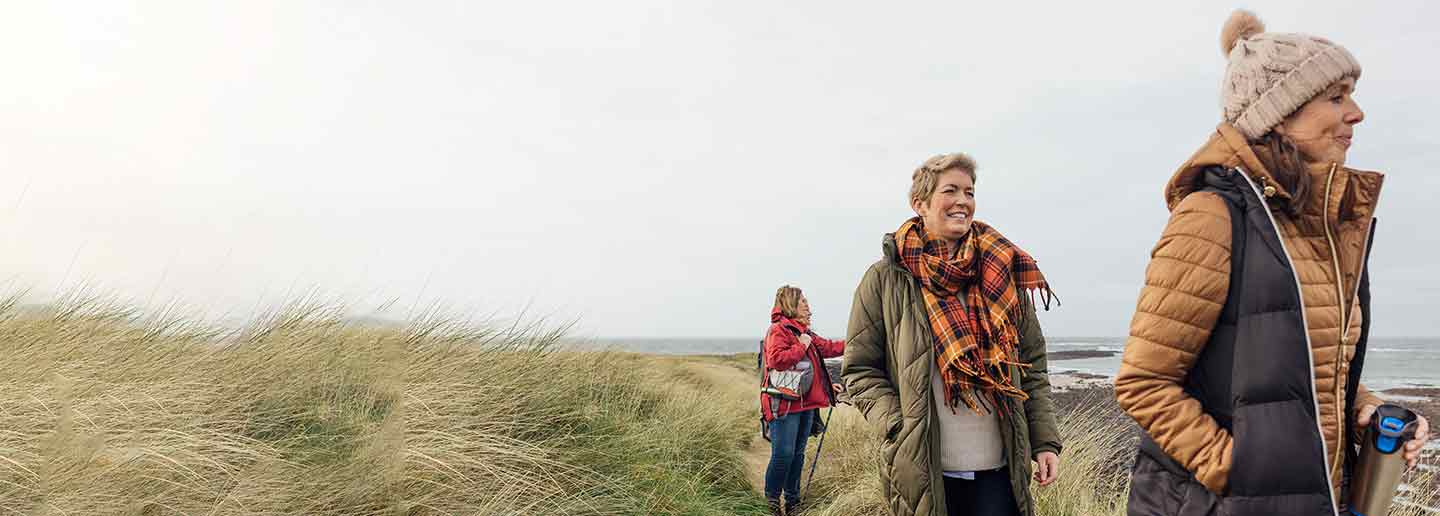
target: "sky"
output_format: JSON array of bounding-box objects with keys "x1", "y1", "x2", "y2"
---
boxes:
[{"x1": 3, "y1": 1, "x2": 1438, "y2": 339}]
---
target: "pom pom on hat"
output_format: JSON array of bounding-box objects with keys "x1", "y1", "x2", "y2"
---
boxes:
[{"x1": 1220, "y1": 9, "x2": 1265, "y2": 56}]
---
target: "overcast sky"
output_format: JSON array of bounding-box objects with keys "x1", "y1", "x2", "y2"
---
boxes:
[{"x1": 3, "y1": 1, "x2": 1438, "y2": 339}]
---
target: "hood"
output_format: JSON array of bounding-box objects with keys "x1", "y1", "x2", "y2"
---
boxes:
[
  {"x1": 1164, "y1": 123, "x2": 1282, "y2": 211},
  {"x1": 881, "y1": 233, "x2": 917, "y2": 279},
  {"x1": 770, "y1": 306, "x2": 808, "y2": 332},
  {"x1": 1164, "y1": 123, "x2": 1384, "y2": 223},
  {"x1": 882, "y1": 233, "x2": 900, "y2": 265}
]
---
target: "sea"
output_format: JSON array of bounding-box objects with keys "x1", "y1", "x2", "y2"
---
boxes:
[{"x1": 584, "y1": 336, "x2": 1440, "y2": 390}]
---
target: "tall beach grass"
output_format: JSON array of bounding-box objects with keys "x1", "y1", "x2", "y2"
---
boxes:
[
  {"x1": 2, "y1": 290, "x2": 1431, "y2": 515},
  {"x1": 0, "y1": 292, "x2": 766, "y2": 515}
]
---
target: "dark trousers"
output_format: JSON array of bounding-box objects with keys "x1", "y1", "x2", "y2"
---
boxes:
[
  {"x1": 943, "y1": 468, "x2": 1019, "y2": 516},
  {"x1": 763, "y1": 409, "x2": 813, "y2": 503}
]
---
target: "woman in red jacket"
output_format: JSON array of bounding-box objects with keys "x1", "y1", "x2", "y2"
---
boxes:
[{"x1": 761, "y1": 285, "x2": 844, "y2": 515}]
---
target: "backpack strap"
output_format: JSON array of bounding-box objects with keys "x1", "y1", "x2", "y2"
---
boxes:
[
  {"x1": 758, "y1": 325, "x2": 785, "y2": 419},
  {"x1": 758, "y1": 330, "x2": 772, "y2": 402}
]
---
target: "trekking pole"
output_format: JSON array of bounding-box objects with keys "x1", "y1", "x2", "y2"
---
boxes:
[{"x1": 802, "y1": 405, "x2": 835, "y2": 499}]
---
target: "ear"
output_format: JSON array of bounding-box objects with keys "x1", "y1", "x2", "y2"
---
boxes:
[{"x1": 910, "y1": 196, "x2": 927, "y2": 218}]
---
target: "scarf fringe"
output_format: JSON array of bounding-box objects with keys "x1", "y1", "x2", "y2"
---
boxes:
[
  {"x1": 938, "y1": 358, "x2": 1031, "y2": 417},
  {"x1": 944, "y1": 382, "x2": 1025, "y2": 418},
  {"x1": 1023, "y1": 285, "x2": 1061, "y2": 311}
]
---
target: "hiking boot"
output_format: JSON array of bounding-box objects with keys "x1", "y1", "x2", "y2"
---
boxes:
[
  {"x1": 766, "y1": 498, "x2": 783, "y2": 516},
  {"x1": 784, "y1": 498, "x2": 803, "y2": 515}
]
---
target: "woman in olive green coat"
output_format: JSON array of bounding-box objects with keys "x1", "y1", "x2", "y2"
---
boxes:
[{"x1": 841, "y1": 153, "x2": 1062, "y2": 516}]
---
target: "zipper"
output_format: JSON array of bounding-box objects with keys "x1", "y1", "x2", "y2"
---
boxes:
[
  {"x1": 1324, "y1": 165, "x2": 1382, "y2": 487},
  {"x1": 1321, "y1": 162, "x2": 1377, "y2": 344},
  {"x1": 920, "y1": 284, "x2": 948, "y2": 514},
  {"x1": 1236, "y1": 167, "x2": 1340, "y2": 516},
  {"x1": 1321, "y1": 162, "x2": 1348, "y2": 480},
  {"x1": 1322, "y1": 163, "x2": 1349, "y2": 338}
]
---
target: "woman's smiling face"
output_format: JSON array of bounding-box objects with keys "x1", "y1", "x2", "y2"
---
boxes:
[{"x1": 911, "y1": 168, "x2": 975, "y2": 244}]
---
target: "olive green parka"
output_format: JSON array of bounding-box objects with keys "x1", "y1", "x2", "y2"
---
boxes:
[{"x1": 842, "y1": 234, "x2": 1062, "y2": 516}]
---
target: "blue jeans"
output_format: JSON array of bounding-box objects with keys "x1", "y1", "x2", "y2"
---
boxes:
[{"x1": 764, "y1": 409, "x2": 814, "y2": 503}]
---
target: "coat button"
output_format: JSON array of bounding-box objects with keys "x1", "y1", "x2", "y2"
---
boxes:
[{"x1": 1263, "y1": 185, "x2": 1277, "y2": 197}]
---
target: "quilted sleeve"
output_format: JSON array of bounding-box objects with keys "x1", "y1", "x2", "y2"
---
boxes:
[
  {"x1": 842, "y1": 264, "x2": 902, "y2": 439},
  {"x1": 1017, "y1": 294, "x2": 1061, "y2": 458},
  {"x1": 1354, "y1": 384, "x2": 1384, "y2": 412},
  {"x1": 1351, "y1": 384, "x2": 1387, "y2": 442},
  {"x1": 1114, "y1": 191, "x2": 1235, "y2": 494}
]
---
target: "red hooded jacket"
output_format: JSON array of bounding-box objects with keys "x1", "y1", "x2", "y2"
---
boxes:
[{"x1": 760, "y1": 307, "x2": 844, "y2": 421}]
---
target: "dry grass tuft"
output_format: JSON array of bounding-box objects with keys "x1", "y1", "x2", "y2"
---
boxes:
[{"x1": 0, "y1": 293, "x2": 766, "y2": 515}]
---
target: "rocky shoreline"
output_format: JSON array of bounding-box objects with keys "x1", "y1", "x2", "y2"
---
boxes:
[{"x1": 1048, "y1": 349, "x2": 1119, "y2": 360}]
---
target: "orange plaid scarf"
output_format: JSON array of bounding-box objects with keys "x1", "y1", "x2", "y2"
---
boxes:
[{"x1": 895, "y1": 217, "x2": 1056, "y2": 414}]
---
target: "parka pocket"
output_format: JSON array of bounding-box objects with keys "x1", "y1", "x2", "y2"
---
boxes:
[
  {"x1": 1127, "y1": 452, "x2": 1221, "y2": 516},
  {"x1": 873, "y1": 410, "x2": 903, "y2": 509},
  {"x1": 1228, "y1": 399, "x2": 1328, "y2": 495},
  {"x1": 1176, "y1": 480, "x2": 1220, "y2": 516},
  {"x1": 878, "y1": 431, "x2": 899, "y2": 511},
  {"x1": 883, "y1": 414, "x2": 902, "y2": 443}
]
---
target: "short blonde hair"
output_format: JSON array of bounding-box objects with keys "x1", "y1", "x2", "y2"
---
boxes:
[
  {"x1": 909, "y1": 153, "x2": 977, "y2": 205},
  {"x1": 773, "y1": 285, "x2": 804, "y2": 320}
]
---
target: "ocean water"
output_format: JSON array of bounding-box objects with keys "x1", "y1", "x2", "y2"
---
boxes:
[
  {"x1": 1043, "y1": 336, "x2": 1440, "y2": 391},
  {"x1": 585, "y1": 336, "x2": 1440, "y2": 389}
]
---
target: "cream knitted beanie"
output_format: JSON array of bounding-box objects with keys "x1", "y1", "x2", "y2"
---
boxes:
[{"x1": 1220, "y1": 10, "x2": 1361, "y2": 140}]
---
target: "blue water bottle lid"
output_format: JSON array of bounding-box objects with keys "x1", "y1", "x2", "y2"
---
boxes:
[{"x1": 1375, "y1": 416, "x2": 1405, "y2": 453}]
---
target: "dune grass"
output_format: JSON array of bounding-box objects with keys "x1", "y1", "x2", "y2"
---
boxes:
[
  {"x1": 2, "y1": 291, "x2": 1432, "y2": 515},
  {"x1": 0, "y1": 293, "x2": 767, "y2": 515}
]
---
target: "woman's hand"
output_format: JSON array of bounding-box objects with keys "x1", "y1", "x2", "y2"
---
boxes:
[
  {"x1": 1357, "y1": 404, "x2": 1431, "y2": 470},
  {"x1": 1033, "y1": 451, "x2": 1060, "y2": 486},
  {"x1": 832, "y1": 383, "x2": 844, "y2": 395},
  {"x1": 798, "y1": 334, "x2": 813, "y2": 347}
]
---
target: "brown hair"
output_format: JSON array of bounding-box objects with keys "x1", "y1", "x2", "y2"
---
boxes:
[
  {"x1": 773, "y1": 285, "x2": 804, "y2": 320},
  {"x1": 1252, "y1": 131, "x2": 1311, "y2": 216},
  {"x1": 909, "y1": 153, "x2": 977, "y2": 206}
]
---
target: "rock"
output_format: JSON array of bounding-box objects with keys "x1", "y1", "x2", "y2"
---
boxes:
[{"x1": 1049, "y1": 349, "x2": 1119, "y2": 361}]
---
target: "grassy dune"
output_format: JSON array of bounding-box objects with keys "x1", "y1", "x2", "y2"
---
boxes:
[
  {"x1": 1, "y1": 293, "x2": 1431, "y2": 515},
  {"x1": 0, "y1": 294, "x2": 766, "y2": 515}
]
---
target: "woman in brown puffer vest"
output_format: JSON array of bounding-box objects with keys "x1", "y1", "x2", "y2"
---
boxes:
[{"x1": 1114, "y1": 10, "x2": 1429, "y2": 516}]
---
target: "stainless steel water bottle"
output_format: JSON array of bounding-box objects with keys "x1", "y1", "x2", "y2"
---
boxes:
[{"x1": 1348, "y1": 404, "x2": 1419, "y2": 516}]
